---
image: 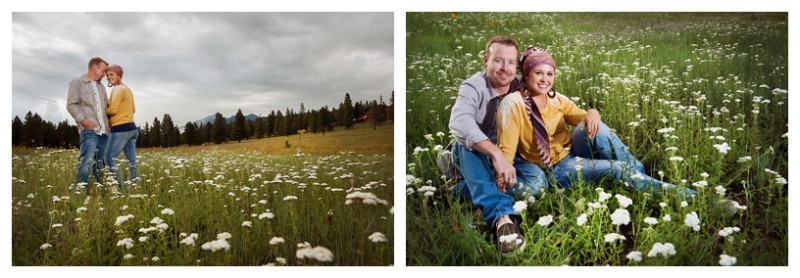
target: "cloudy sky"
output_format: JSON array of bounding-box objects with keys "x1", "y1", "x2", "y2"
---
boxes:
[{"x1": 11, "y1": 12, "x2": 393, "y2": 126}]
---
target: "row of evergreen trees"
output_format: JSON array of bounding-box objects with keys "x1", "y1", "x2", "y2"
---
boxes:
[{"x1": 12, "y1": 92, "x2": 392, "y2": 149}]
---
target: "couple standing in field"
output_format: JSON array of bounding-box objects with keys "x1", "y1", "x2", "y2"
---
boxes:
[
  {"x1": 66, "y1": 57, "x2": 139, "y2": 191},
  {"x1": 446, "y1": 36, "x2": 696, "y2": 254}
]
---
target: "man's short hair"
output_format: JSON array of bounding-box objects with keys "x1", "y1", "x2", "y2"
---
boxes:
[
  {"x1": 484, "y1": 36, "x2": 518, "y2": 57},
  {"x1": 88, "y1": 57, "x2": 108, "y2": 70}
]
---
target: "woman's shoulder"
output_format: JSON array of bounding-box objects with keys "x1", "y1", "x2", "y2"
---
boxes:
[
  {"x1": 112, "y1": 84, "x2": 132, "y2": 94},
  {"x1": 501, "y1": 90, "x2": 525, "y2": 104}
]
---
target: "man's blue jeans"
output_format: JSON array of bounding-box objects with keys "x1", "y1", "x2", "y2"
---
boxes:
[
  {"x1": 450, "y1": 142, "x2": 547, "y2": 229},
  {"x1": 551, "y1": 122, "x2": 695, "y2": 197},
  {"x1": 105, "y1": 129, "x2": 139, "y2": 187},
  {"x1": 77, "y1": 130, "x2": 108, "y2": 186}
]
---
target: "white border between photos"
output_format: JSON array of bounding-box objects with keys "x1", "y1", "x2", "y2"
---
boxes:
[{"x1": 2, "y1": 0, "x2": 797, "y2": 277}]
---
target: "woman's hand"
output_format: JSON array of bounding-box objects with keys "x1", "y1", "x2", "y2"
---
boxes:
[{"x1": 583, "y1": 109, "x2": 601, "y2": 139}]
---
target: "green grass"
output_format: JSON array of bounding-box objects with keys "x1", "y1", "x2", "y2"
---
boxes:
[
  {"x1": 12, "y1": 122, "x2": 393, "y2": 266},
  {"x1": 406, "y1": 12, "x2": 787, "y2": 266}
]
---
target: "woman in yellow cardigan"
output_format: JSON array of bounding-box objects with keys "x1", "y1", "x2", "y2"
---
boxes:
[
  {"x1": 496, "y1": 47, "x2": 694, "y2": 198},
  {"x1": 104, "y1": 64, "x2": 138, "y2": 188}
]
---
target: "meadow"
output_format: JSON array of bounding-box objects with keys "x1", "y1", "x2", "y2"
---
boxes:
[
  {"x1": 12, "y1": 122, "x2": 393, "y2": 266},
  {"x1": 405, "y1": 13, "x2": 788, "y2": 266}
]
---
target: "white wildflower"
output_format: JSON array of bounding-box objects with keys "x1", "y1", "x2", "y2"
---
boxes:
[
  {"x1": 610, "y1": 209, "x2": 631, "y2": 226},
  {"x1": 537, "y1": 215, "x2": 554, "y2": 227}
]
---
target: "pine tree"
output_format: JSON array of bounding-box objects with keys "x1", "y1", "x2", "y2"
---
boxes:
[
  {"x1": 254, "y1": 116, "x2": 264, "y2": 139},
  {"x1": 341, "y1": 93, "x2": 354, "y2": 130},
  {"x1": 211, "y1": 112, "x2": 227, "y2": 144},
  {"x1": 151, "y1": 117, "x2": 162, "y2": 147},
  {"x1": 11, "y1": 116, "x2": 23, "y2": 146},
  {"x1": 232, "y1": 109, "x2": 246, "y2": 143},
  {"x1": 162, "y1": 114, "x2": 175, "y2": 147}
]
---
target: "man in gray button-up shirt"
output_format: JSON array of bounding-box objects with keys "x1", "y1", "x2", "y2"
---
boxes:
[
  {"x1": 67, "y1": 57, "x2": 110, "y2": 188},
  {"x1": 448, "y1": 36, "x2": 545, "y2": 254}
]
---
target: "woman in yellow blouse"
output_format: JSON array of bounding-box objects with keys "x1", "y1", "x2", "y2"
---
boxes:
[
  {"x1": 496, "y1": 47, "x2": 694, "y2": 197},
  {"x1": 104, "y1": 64, "x2": 139, "y2": 188}
]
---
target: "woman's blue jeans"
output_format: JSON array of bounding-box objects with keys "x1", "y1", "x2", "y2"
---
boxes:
[
  {"x1": 104, "y1": 129, "x2": 139, "y2": 188},
  {"x1": 450, "y1": 142, "x2": 547, "y2": 229},
  {"x1": 550, "y1": 122, "x2": 695, "y2": 197}
]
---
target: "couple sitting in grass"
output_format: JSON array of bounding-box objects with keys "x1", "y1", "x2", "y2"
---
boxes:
[{"x1": 446, "y1": 36, "x2": 696, "y2": 255}]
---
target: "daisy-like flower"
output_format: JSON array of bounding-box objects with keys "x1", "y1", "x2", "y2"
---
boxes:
[
  {"x1": 692, "y1": 180, "x2": 708, "y2": 188},
  {"x1": 537, "y1": 215, "x2": 554, "y2": 227},
  {"x1": 662, "y1": 214, "x2": 672, "y2": 222},
  {"x1": 40, "y1": 243, "x2": 53, "y2": 250},
  {"x1": 659, "y1": 202, "x2": 667, "y2": 208},
  {"x1": 201, "y1": 235, "x2": 231, "y2": 252},
  {"x1": 138, "y1": 236, "x2": 148, "y2": 242},
  {"x1": 180, "y1": 233, "x2": 198, "y2": 246},
  {"x1": 259, "y1": 212, "x2": 275, "y2": 219},
  {"x1": 513, "y1": 201, "x2": 527, "y2": 213},
  {"x1": 680, "y1": 201, "x2": 688, "y2": 207},
  {"x1": 719, "y1": 254, "x2": 737, "y2": 266},
  {"x1": 161, "y1": 208, "x2": 175, "y2": 215},
  {"x1": 598, "y1": 191, "x2": 612, "y2": 202},
  {"x1": 644, "y1": 217, "x2": 658, "y2": 225},
  {"x1": 269, "y1": 237, "x2": 285, "y2": 245},
  {"x1": 150, "y1": 217, "x2": 164, "y2": 225},
  {"x1": 684, "y1": 211, "x2": 701, "y2": 232},
  {"x1": 296, "y1": 245, "x2": 334, "y2": 262},
  {"x1": 611, "y1": 209, "x2": 631, "y2": 226},
  {"x1": 368, "y1": 232, "x2": 387, "y2": 243},
  {"x1": 345, "y1": 191, "x2": 388, "y2": 205},
  {"x1": 647, "y1": 242, "x2": 676, "y2": 258},
  {"x1": 626, "y1": 251, "x2": 643, "y2": 262},
  {"x1": 669, "y1": 156, "x2": 684, "y2": 162},
  {"x1": 114, "y1": 214, "x2": 135, "y2": 226},
  {"x1": 604, "y1": 233, "x2": 626, "y2": 243},
  {"x1": 576, "y1": 213, "x2": 588, "y2": 226},
  {"x1": 713, "y1": 186, "x2": 727, "y2": 196},
  {"x1": 117, "y1": 238, "x2": 135, "y2": 249},
  {"x1": 615, "y1": 194, "x2": 633, "y2": 208},
  {"x1": 713, "y1": 142, "x2": 731, "y2": 154},
  {"x1": 242, "y1": 221, "x2": 252, "y2": 227},
  {"x1": 718, "y1": 227, "x2": 741, "y2": 237}
]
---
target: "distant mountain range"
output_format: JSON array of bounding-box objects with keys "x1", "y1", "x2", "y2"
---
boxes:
[{"x1": 194, "y1": 113, "x2": 259, "y2": 126}]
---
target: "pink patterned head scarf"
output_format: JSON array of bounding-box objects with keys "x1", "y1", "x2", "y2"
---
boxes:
[{"x1": 520, "y1": 47, "x2": 556, "y2": 79}]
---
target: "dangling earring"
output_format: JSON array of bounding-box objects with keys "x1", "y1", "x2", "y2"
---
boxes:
[
  {"x1": 547, "y1": 90, "x2": 556, "y2": 99},
  {"x1": 108, "y1": 82, "x2": 113, "y2": 88}
]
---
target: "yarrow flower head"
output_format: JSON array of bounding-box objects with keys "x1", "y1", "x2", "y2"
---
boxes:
[
  {"x1": 647, "y1": 242, "x2": 676, "y2": 258},
  {"x1": 615, "y1": 194, "x2": 633, "y2": 208},
  {"x1": 537, "y1": 215, "x2": 554, "y2": 227},
  {"x1": 296, "y1": 245, "x2": 334, "y2": 262},
  {"x1": 644, "y1": 217, "x2": 658, "y2": 225},
  {"x1": 269, "y1": 237, "x2": 285, "y2": 245},
  {"x1": 161, "y1": 208, "x2": 175, "y2": 215},
  {"x1": 513, "y1": 201, "x2": 527, "y2": 213},
  {"x1": 719, "y1": 254, "x2": 737, "y2": 266},
  {"x1": 368, "y1": 232, "x2": 387, "y2": 243},
  {"x1": 610, "y1": 208, "x2": 631, "y2": 226},
  {"x1": 576, "y1": 213, "x2": 588, "y2": 226},
  {"x1": 684, "y1": 211, "x2": 701, "y2": 232},
  {"x1": 180, "y1": 233, "x2": 199, "y2": 246},
  {"x1": 626, "y1": 251, "x2": 643, "y2": 262},
  {"x1": 604, "y1": 233, "x2": 626, "y2": 243}
]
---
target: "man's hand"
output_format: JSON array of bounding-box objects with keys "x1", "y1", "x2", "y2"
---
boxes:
[
  {"x1": 471, "y1": 140, "x2": 516, "y2": 193},
  {"x1": 492, "y1": 156, "x2": 516, "y2": 193},
  {"x1": 81, "y1": 119, "x2": 97, "y2": 131},
  {"x1": 583, "y1": 109, "x2": 601, "y2": 139}
]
